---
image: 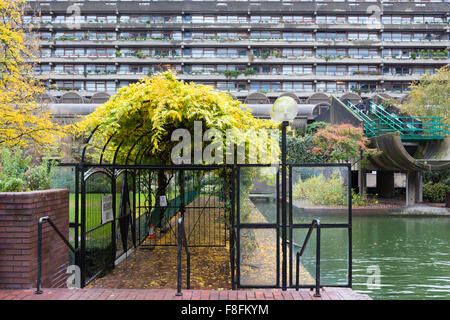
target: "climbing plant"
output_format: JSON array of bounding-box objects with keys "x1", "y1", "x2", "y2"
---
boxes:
[{"x1": 75, "y1": 71, "x2": 278, "y2": 164}]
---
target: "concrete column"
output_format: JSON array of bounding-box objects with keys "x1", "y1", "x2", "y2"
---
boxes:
[
  {"x1": 416, "y1": 171, "x2": 423, "y2": 203},
  {"x1": 376, "y1": 171, "x2": 394, "y2": 198},
  {"x1": 406, "y1": 171, "x2": 419, "y2": 206},
  {"x1": 358, "y1": 168, "x2": 366, "y2": 198}
]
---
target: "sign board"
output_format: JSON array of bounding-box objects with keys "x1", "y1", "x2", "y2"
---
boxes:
[
  {"x1": 101, "y1": 195, "x2": 114, "y2": 224},
  {"x1": 159, "y1": 195, "x2": 167, "y2": 207}
]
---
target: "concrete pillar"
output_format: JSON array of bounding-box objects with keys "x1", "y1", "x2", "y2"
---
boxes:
[
  {"x1": 358, "y1": 168, "x2": 366, "y2": 198},
  {"x1": 376, "y1": 171, "x2": 394, "y2": 198},
  {"x1": 406, "y1": 171, "x2": 420, "y2": 206},
  {"x1": 416, "y1": 171, "x2": 423, "y2": 203}
]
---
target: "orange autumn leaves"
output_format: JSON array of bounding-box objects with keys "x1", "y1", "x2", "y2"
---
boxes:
[{"x1": 311, "y1": 123, "x2": 378, "y2": 165}]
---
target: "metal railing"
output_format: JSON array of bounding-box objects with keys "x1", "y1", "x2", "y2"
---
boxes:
[
  {"x1": 176, "y1": 216, "x2": 191, "y2": 296},
  {"x1": 295, "y1": 219, "x2": 321, "y2": 297},
  {"x1": 35, "y1": 216, "x2": 80, "y2": 294},
  {"x1": 346, "y1": 101, "x2": 449, "y2": 140}
]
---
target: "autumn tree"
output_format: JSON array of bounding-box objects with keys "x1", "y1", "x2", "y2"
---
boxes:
[
  {"x1": 0, "y1": 0, "x2": 61, "y2": 152},
  {"x1": 312, "y1": 123, "x2": 378, "y2": 165},
  {"x1": 401, "y1": 66, "x2": 450, "y2": 126}
]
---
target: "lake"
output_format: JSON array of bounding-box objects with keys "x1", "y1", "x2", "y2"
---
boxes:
[{"x1": 252, "y1": 199, "x2": 450, "y2": 300}]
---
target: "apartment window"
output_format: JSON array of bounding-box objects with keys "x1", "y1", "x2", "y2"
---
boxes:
[
  {"x1": 283, "y1": 32, "x2": 313, "y2": 40},
  {"x1": 183, "y1": 48, "x2": 191, "y2": 57},
  {"x1": 192, "y1": 48, "x2": 203, "y2": 57},
  {"x1": 192, "y1": 16, "x2": 204, "y2": 23},
  {"x1": 33, "y1": 64, "x2": 51, "y2": 73},
  {"x1": 250, "y1": 82, "x2": 281, "y2": 92},
  {"x1": 56, "y1": 81, "x2": 83, "y2": 90},
  {"x1": 282, "y1": 65, "x2": 313, "y2": 75},
  {"x1": 282, "y1": 48, "x2": 312, "y2": 57},
  {"x1": 216, "y1": 82, "x2": 236, "y2": 91},
  {"x1": 413, "y1": 16, "x2": 424, "y2": 24},
  {"x1": 86, "y1": 48, "x2": 114, "y2": 57},
  {"x1": 61, "y1": 65, "x2": 76, "y2": 74},
  {"x1": 317, "y1": 48, "x2": 344, "y2": 57},
  {"x1": 251, "y1": 48, "x2": 270, "y2": 57}
]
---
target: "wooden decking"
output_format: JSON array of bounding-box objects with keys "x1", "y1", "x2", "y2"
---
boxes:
[{"x1": 0, "y1": 287, "x2": 371, "y2": 300}]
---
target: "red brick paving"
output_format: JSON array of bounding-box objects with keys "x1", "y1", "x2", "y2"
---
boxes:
[{"x1": 0, "y1": 287, "x2": 371, "y2": 300}]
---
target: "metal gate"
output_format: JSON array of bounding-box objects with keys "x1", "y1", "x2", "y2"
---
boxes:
[
  {"x1": 232, "y1": 164, "x2": 352, "y2": 291},
  {"x1": 74, "y1": 165, "x2": 231, "y2": 287}
]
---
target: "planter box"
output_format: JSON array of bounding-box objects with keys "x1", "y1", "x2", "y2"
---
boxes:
[{"x1": 0, "y1": 190, "x2": 69, "y2": 289}]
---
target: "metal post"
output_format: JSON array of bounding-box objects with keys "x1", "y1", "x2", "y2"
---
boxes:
[
  {"x1": 314, "y1": 224, "x2": 321, "y2": 297},
  {"x1": 176, "y1": 218, "x2": 183, "y2": 296},
  {"x1": 281, "y1": 121, "x2": 288, "y2": 291},
  {"x1": 80, "y1": 165, "x2": 86, "y2": 288},
  {"x1": 111, "y1": 173, "x2": 116, "y2": 270},
  {"x1": 230, "y1": 167, "x2": 236, "y2": 290},
  {"x1": 74, "y1": 166, "x2": 79, "y2": 251},
  {"x1": 348, "y1": 164, "x2": 353, "y2": 288},
  {"x1": 35, "y1": 217, "x2": 47, "y2": 294},
  {"x1": 295, "y1": 253, "x2": 300, "y2": 291}
]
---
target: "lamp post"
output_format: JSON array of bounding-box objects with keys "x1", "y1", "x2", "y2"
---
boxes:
[{"x1": 270, "y1": 96, "x2": 298, "y2": 291}]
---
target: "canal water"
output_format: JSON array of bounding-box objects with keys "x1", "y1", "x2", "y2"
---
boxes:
[{"x1": 252, "y1": 199, "x2": 450, "y2": 300}]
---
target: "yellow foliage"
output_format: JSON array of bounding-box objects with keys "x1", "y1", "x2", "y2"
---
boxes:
[
  {"x1": 0, "y1": 0, "x2": 63, "y2": 153},
  {"x1": 401, "y1": 66, "x2": 450, "y2": 126},
  {"x1": 76, "y1": 71, "x2": 279, "y2": 164}
]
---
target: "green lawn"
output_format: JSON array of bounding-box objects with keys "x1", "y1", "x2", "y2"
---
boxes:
[{"x1": 69, "y1": 193, "x2": 149, "y2": 228}]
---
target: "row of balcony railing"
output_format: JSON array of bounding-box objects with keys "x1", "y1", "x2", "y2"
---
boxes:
[
  {"x1": 36, "y1": 30, "x2": 449, "y2": 42},
  {"x1": 26, "y1": 0, "x2": 450, "y2": 3},
  {"x1": 37, "y1": 52, "x2": 450, "y2": 59},
  {"x1": 45, "y1": 85, "x2": 412, "y2": 94},
  {"x1": 35, "y1": 69, "x2": 438, "y2": 77},
  {"x1": 26, "y1": 18, "x2": 450, "y2": 25}
]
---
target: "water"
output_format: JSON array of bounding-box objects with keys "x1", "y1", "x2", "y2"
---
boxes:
[
  {"x1": 351, "y1": 216, "x2": 450, "y2": 300},
  {"x1": 251, "y1": 200, "x2": 450, "y2": 300}
]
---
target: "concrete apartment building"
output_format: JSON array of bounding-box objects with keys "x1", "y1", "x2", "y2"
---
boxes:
[{"x1": 25, "y1": 0, "x2": 449, "y2": 108}]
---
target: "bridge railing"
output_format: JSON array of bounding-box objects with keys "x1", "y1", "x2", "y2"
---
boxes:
[
  {"x1": 369, "y1": 102, "x2": 404, "y2": 131},
  {"x1": 372, "y1": 116, "x2": 448, "y2": 140},
  {"x1": 345, "y1": 101, "x2": 377, "y2": 136},
  {"x1": 345, "y1": 100, "x2": 449, "y2": 140}
]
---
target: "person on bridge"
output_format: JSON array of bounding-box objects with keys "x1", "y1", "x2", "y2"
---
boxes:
[{"x1": 356, "y1": 101, "x2": 366, "y2": 113}]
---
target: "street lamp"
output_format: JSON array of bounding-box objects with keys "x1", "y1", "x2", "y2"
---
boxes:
[{"x1": 270, "y1": 96, "x2": 298, "y2": 291}]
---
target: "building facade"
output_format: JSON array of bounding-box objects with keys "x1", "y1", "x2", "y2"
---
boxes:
[{"x1": 26, "y1": 0, "x2": 450, "y2": 105}]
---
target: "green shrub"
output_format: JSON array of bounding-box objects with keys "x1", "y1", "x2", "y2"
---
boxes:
[
  {"x1": 293, "y1": 172, "x2": 347, "y2": 206},
  {"x1": 423, "y1": 182, "x2": 449, "y2": 203},
  {"x1": 293, "y1": 171, "x2": 377, "y2": 206},
  {"x1": 0, "y1": 148, "x2": 55, "y2": 192},
  {"x1": 287, "y1": 134, "x2": 328, "y2": 164},
  {"x1": 351, "y1": 189, "x2": 378, "y2": 207}
]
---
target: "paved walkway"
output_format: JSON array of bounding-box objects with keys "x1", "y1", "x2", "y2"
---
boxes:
[{"x1": 0, "y1": 287, "x2": 371, "y2": 300}]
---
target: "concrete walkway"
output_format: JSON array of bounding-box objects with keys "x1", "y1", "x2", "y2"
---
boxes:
[{"x1": 0, "y1": 287, "x2": 371, "y2": 300}]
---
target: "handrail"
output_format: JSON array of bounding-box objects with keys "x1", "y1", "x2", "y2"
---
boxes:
[
  {"x1": 176, "y1": 216, "x2": 191, "y2": 296},
  {"x1": 295, "y1": 219, "x2": 321, "y2": 297},
  {"x1": 35, "y1": 216, "x2": 80, "y2": 294},
  {"x1": 369, "y1": 102, "x2": 404, "y2": 131}
]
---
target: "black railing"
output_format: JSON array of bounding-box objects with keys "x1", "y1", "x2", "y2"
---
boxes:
[
  {"x1": 295, "y1": 219, "x2": 321, "y2": 297},
  {"x1": 176, "y1": 217, "x2": 191, "y2": 296},
  {"x1": 35, "y1": 216, "x2": 80, "y2": 294}
]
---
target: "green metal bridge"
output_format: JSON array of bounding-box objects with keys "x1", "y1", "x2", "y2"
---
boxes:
[{"x1": 345, "y1": 101, "x2": 450, "y2": 141}]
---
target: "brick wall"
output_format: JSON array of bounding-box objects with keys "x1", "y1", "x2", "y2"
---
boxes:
[{"x1": 0, "y1": 190, "x2": 69, "y2": 289}]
